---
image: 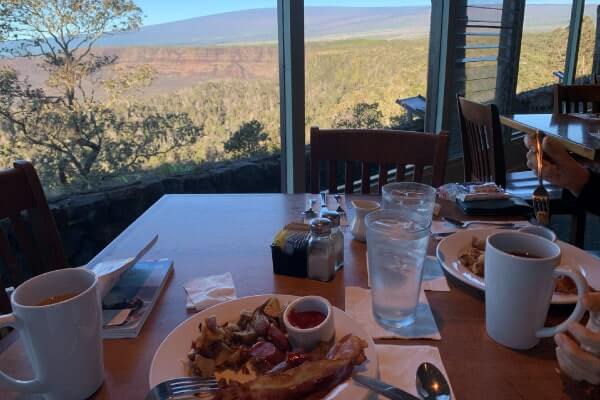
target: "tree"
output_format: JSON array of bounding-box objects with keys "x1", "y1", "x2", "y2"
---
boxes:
[
  {"x1": 0, "y1": 0, "x2": 202, "y2": 188},
  {"x1": 223, "y1": 120, "x2": 270, "y2": 158},
  {"x1": 333, "y1": 102, "x2": 384, "y2": 129}
]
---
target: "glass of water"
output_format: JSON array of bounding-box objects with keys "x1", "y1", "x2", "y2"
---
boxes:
[
  {"x1": 382, "y1": 182, "x2": 436, "y2": 220},
  {"x1": 365, "y1": 209, "x2": 431, "y2": 328}
]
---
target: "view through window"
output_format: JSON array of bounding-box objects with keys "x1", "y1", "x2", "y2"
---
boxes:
[
  {"x1": 304, "y1": 1, "x2": 431, "y2": 133},
  {"x1": 0, "y1": 0, "x2": 280, "y2": 197},
  {"x1": 576, "y1": 1, "x2": 599, "y2": 81},
  {"x1": 517, "y1": 0, "x2": 598, "y2": 93}
]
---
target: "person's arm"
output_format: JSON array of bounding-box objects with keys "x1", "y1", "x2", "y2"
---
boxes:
[
  {"x1": 555, "y1": 293, "x2": 600, "y2": 385},
  {"x1": 524, "y1": 134, "x2": 600, "y2": 214}
]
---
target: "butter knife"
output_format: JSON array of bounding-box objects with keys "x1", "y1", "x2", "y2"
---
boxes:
[{"x1": 353, "y1": 374, "x2": 420, "y2": 400}]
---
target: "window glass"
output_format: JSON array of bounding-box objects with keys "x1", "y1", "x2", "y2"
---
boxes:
[
  {"x1": 517, "y1": 1, "x2": 574, "y2": 92},
  {"x1": 305, "y1": 1, "x2": 431, "y2": 133},
  {"x1": 0, "y1": 0, "x2": 280, "y2": 197}
]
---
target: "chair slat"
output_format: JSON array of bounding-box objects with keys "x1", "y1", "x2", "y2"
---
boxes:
[
  {"x1": 328, "y1": 160, "x2": 337, "y2": 194},
  {"x1": 396, "y1": 164, "x2": 406, "y2": 182},
  {"x1": 361, "y1": 162, "x2": 370, "y2": 194},
  {"x1": 0, "y1": 228, "x2": 22, "y2": 287},
  {"x1": 9, "y1": 212, "x2": 44, "y2": 277},
  {"x1": 0, "y1": 285, "x2": 9, "y2": 313},
  {"x1": 378, "y1": 164, "x2": 388, "y2": 194},
  {"x1": 344, "y1": 161, "x2": 353, "y2": 194},
  {"x1": 413, "y1": 164, "x2": 424, "y2": 182}
]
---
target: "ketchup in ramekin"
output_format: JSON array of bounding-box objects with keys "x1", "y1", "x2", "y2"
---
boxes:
[{"x1": 287, "y1": 309, "x2": 327, "y2": 329}]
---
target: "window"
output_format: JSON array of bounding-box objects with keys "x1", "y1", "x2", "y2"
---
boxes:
[
  {"x1": 517, "y1": 1, "x2": 574, "y2": 92},
  {"x1": 304, "y1": 2, "x2": 431, "y2": 133},
  {"x1": 0, "y1": 1, "x2": 280, "y2": 197},
  {"x1": 575, "y1": 2, "x2": 599, "y2": 81}
]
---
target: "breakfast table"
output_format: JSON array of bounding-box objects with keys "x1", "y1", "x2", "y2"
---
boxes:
[{"x1": 0, "y1": 194, "x2": 596, "y2": 399}]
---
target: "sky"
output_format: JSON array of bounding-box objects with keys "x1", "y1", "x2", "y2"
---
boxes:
[{"x1": 136, "y1": 0, "x2": 582, "y2": 26}]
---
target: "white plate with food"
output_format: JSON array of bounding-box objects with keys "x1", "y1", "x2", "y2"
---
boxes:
[
  {"x1": 149, "y1": 294, "x2": 378, "y2": 399},
  {"x1": 436, "y1": 228, "x2": 599, "y2": 304}
]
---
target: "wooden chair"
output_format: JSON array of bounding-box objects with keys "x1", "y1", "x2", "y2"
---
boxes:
[
  {"x1": 309, "y1": 127, "x2": 449, "y2": 194},
  {"x1": 554, "y1": 84, "x2": 600, "y2": 114},
  {"x1": 456, "y1": 95, "x2": 506, "y2": 188},
  {"x1": 0, "y1": 161, "x2": 67, "y2": 313},
  {"x1": 457, "y1": 95, "x2": 586, "y2": 247}
]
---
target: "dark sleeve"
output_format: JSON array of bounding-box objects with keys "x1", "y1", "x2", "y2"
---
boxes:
[{"x1": 576, "y1": 170, "x2": 600, "y2": 216}]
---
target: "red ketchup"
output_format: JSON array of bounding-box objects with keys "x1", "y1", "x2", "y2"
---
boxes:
[{"x1": 288, "y1": 309, "x2": 327, "y2": 329}]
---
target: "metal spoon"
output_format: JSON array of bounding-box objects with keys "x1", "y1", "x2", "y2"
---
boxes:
[{"x1": 416, "y1": 362, "x2": 451, "y2": 400}]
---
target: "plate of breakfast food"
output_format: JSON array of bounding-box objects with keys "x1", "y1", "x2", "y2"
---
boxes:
[
  {"x1": 436, "y1": 228, "x2": 599, "y2": 304},
  {"x1": 149, "y1": 294, "x2": 377, "y2": 399}
]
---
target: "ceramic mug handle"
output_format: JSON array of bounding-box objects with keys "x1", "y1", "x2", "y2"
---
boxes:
[
  {"x1": 0, "y1": 314, "x2": 43, "y2": 393},
  {"x1": 536, "y1": 267, "x2": 588, "y2": 338}
]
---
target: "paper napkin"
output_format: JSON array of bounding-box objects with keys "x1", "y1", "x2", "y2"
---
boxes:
[
  {"x1": 184, "y1": 272, "x2": 237, "y2": 311},
  {"x1": 376, "y1": 344, "x2": 455, "y2": 399},
  {"x1": 345, "y1": 287, "x2": 441, "y2": 340}
]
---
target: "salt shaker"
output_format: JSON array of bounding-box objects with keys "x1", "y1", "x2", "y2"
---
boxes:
[
  {"x1": 307, "y1": 218, "x2": 336, "y2": 281},
  {"x1": 322, "y1": 210, "x2": 344, "y2": 270}
]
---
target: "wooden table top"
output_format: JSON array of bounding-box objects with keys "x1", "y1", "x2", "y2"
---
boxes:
[
  {"x1": 500, "y1": 113, "x2": 600, "y2": 161},
  {"x1": 0, "y1": 194, "x2": 596, "y2": 399}
]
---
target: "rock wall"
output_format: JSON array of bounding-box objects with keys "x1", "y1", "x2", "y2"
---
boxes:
[{"x1": 51, "y1": 156, "x2": 281, "y2": 266}]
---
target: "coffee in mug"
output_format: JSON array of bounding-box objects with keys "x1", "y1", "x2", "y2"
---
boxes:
[
  {"x1": 0, "y1": 268, "x2": 104, "y2": 400},
  {"x1": 484, "y1": 231, "x2": 588, "y2": 350}
]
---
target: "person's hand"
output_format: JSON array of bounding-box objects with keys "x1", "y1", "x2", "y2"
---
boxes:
[
  {"x1": 524, "y1": 133, "x2": 590, "y2": 196},
  {"x1": 555, "y1": 292, "x2": 600, "y2": 385}
]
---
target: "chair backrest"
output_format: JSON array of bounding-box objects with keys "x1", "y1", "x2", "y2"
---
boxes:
[
  {"x1": 309, "y1": 127, "x2": 449, "y2": 194},
  {"x1": 456, "y1": 95, "x2": 506, "y2": 188},
  {"x1": 0, "y1": 161, "x2": 67, "y2": 312},
  {"x1": 553, "y1": 84, "x2": 600, "y2": 114}
]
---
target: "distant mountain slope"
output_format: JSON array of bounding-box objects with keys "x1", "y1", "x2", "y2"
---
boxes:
[
  {"x1": 96, "y1": 7, "x2": 430, "y2": 47},
  {"x1": 95, "y1": 4, "x2": 596, "y2": 48}
]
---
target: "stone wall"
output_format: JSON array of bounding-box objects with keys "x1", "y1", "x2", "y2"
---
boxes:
[{"x1": 51, "y1": 155, "x2": 281, "y2": 266}]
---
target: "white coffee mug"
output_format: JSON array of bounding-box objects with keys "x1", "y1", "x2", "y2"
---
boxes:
[
  {"x1": 0, "y1": 268, "x2": 104, "y2": 399},
  {"x1": 485, "y1": 231, "x2": 588, "y2": 350}
]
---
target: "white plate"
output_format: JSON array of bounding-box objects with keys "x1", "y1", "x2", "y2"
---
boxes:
[
  {"x1": 149, "y1": 294, "x2": 378, "y2": 399},
  {"x1": 436, "y1": 228, "x2": 599, "y2": 304}
]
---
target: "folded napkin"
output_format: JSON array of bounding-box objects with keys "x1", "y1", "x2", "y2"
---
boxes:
[
  {"x1": 184, "y1": 272, "x2": 237, "y2": 311},
  {"x1": 367, "y1": 255, "x2": 449, "y2": 292},
  {"x1": 345, "y1": 287, "x2": 441, "y2": 340},
  {"x1": 376, "y1": 344, "x2": 455, "y2": 399}
]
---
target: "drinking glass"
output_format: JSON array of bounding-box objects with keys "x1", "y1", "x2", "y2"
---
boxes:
[
  {"x1": 382, "y1": 182, "x2": 436, "y2": 220},
  {"x1": 366, "y1": 209, "x2": 431, "y2": 328}
]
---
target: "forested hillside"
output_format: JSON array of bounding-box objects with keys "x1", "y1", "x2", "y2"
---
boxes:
[{"x1": 0, "y1": 1, "x2": 596, "y2": 196}]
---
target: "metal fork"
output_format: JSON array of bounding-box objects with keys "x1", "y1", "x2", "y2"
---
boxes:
[
  {"x1": 532, "y1": 130, "x2": 550, "y2": 226},
  {"x1": 145, "y1": 377, "x2": 219, "y2": 400}
]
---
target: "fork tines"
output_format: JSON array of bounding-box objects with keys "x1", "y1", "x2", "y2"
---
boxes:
[
  {"x1": 146, "y1": 376, "x2": 219, "y2": 400},
  {"x1": 169, "y1": 377, "x2": 219, "y2": 394}
]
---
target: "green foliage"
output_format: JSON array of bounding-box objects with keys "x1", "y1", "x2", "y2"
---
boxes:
[
  {"x1": 224, "y1": 120, "x2": 270, "y2": 158},
  {"x1": 333, "y1": 102, "x2": 384, "y2": 129},
  {"x1": 0, "y1": 0, "x2": 201, "y2": 190},
  {"x1": 1, "y1": 6, "x2": 597, "y2": 196}
]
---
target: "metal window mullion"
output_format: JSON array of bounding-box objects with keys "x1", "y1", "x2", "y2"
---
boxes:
[
  {"x1": 564, "y1": 0, "x2": 585, "y2": 84},
  {"x1": 277, "y1": 0, "x2": 305, "y2": 194}
]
